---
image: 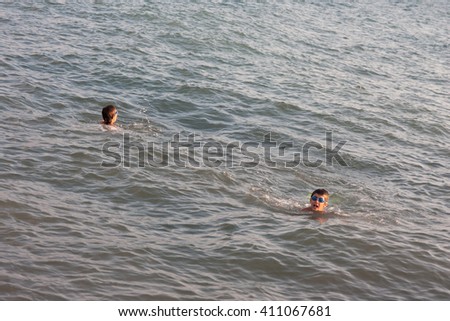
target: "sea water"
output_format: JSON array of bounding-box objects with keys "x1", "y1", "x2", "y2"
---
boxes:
[{"x1": 1, "y1": 0, "x2": 449, "y2": 300}]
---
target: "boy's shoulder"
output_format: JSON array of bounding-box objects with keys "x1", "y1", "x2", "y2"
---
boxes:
[{"x1": 301, "y1": 206, "x2": 327, "y2": 214}]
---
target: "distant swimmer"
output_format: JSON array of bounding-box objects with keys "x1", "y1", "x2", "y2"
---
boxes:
[
  {"x1": 301, "y1": 188, "x2": 329, "y2": 213},
  {"x1": 101, "y1": 104, "x2": 118, "y2": 127}
]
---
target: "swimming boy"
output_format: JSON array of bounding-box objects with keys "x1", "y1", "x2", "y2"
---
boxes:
[
  {"x1": 302, "y1": 188, "x2": 329, "y2": 213},
  {"x1": 101, "y1": 105, "x2": 118, "y2": 126}
]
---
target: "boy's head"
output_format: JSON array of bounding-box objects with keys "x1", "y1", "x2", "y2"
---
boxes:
[
  {"x1": 102, "y1": 105, "x2": 118, "y2": 125},
  {"x1": 310, "y1": 188, "x2": 329, "y2": 212}
]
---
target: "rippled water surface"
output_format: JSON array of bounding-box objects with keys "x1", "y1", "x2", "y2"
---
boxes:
[{"x1": 1, "y1": 0, "x2": 449, "y2": 300}]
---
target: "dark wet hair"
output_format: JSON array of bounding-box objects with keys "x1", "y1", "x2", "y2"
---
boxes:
[
  {"x1": 102, "y1": 105, "x2": 117, "y2": 125},
  {"x1": 311, "y1": 189, "x2": 329, "y2": 198}
]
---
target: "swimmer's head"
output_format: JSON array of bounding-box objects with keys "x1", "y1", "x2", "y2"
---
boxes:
[
  {"x1": 310, "y1": 188, "x2": 329, "y2": 212},
  {"x1": 102, "y1": 105, "x2": 118, "y2": 125}
]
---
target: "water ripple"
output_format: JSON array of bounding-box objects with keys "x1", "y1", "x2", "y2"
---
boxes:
[{"x1": 1, "y1": 0, "x2": 449, "y2": 300}]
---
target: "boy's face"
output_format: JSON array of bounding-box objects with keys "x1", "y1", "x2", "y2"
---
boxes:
[
  {"x1": 310, "y1": 193, "x2": 328, "y2": 212},
  {"x1": 110, "y1": 110, "x2": 118, "y2": 125}
]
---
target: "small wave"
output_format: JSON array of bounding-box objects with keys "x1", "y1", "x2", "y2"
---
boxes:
[
  {"x1": 99, "y1": 124, "x2": 122, "y2": 132},
  {"x1": 250, "y1": 186, "x2": 304, "y2": 215},
  {"x1": 126, "y1": 122, "x2": 161, "y2": 135}
]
